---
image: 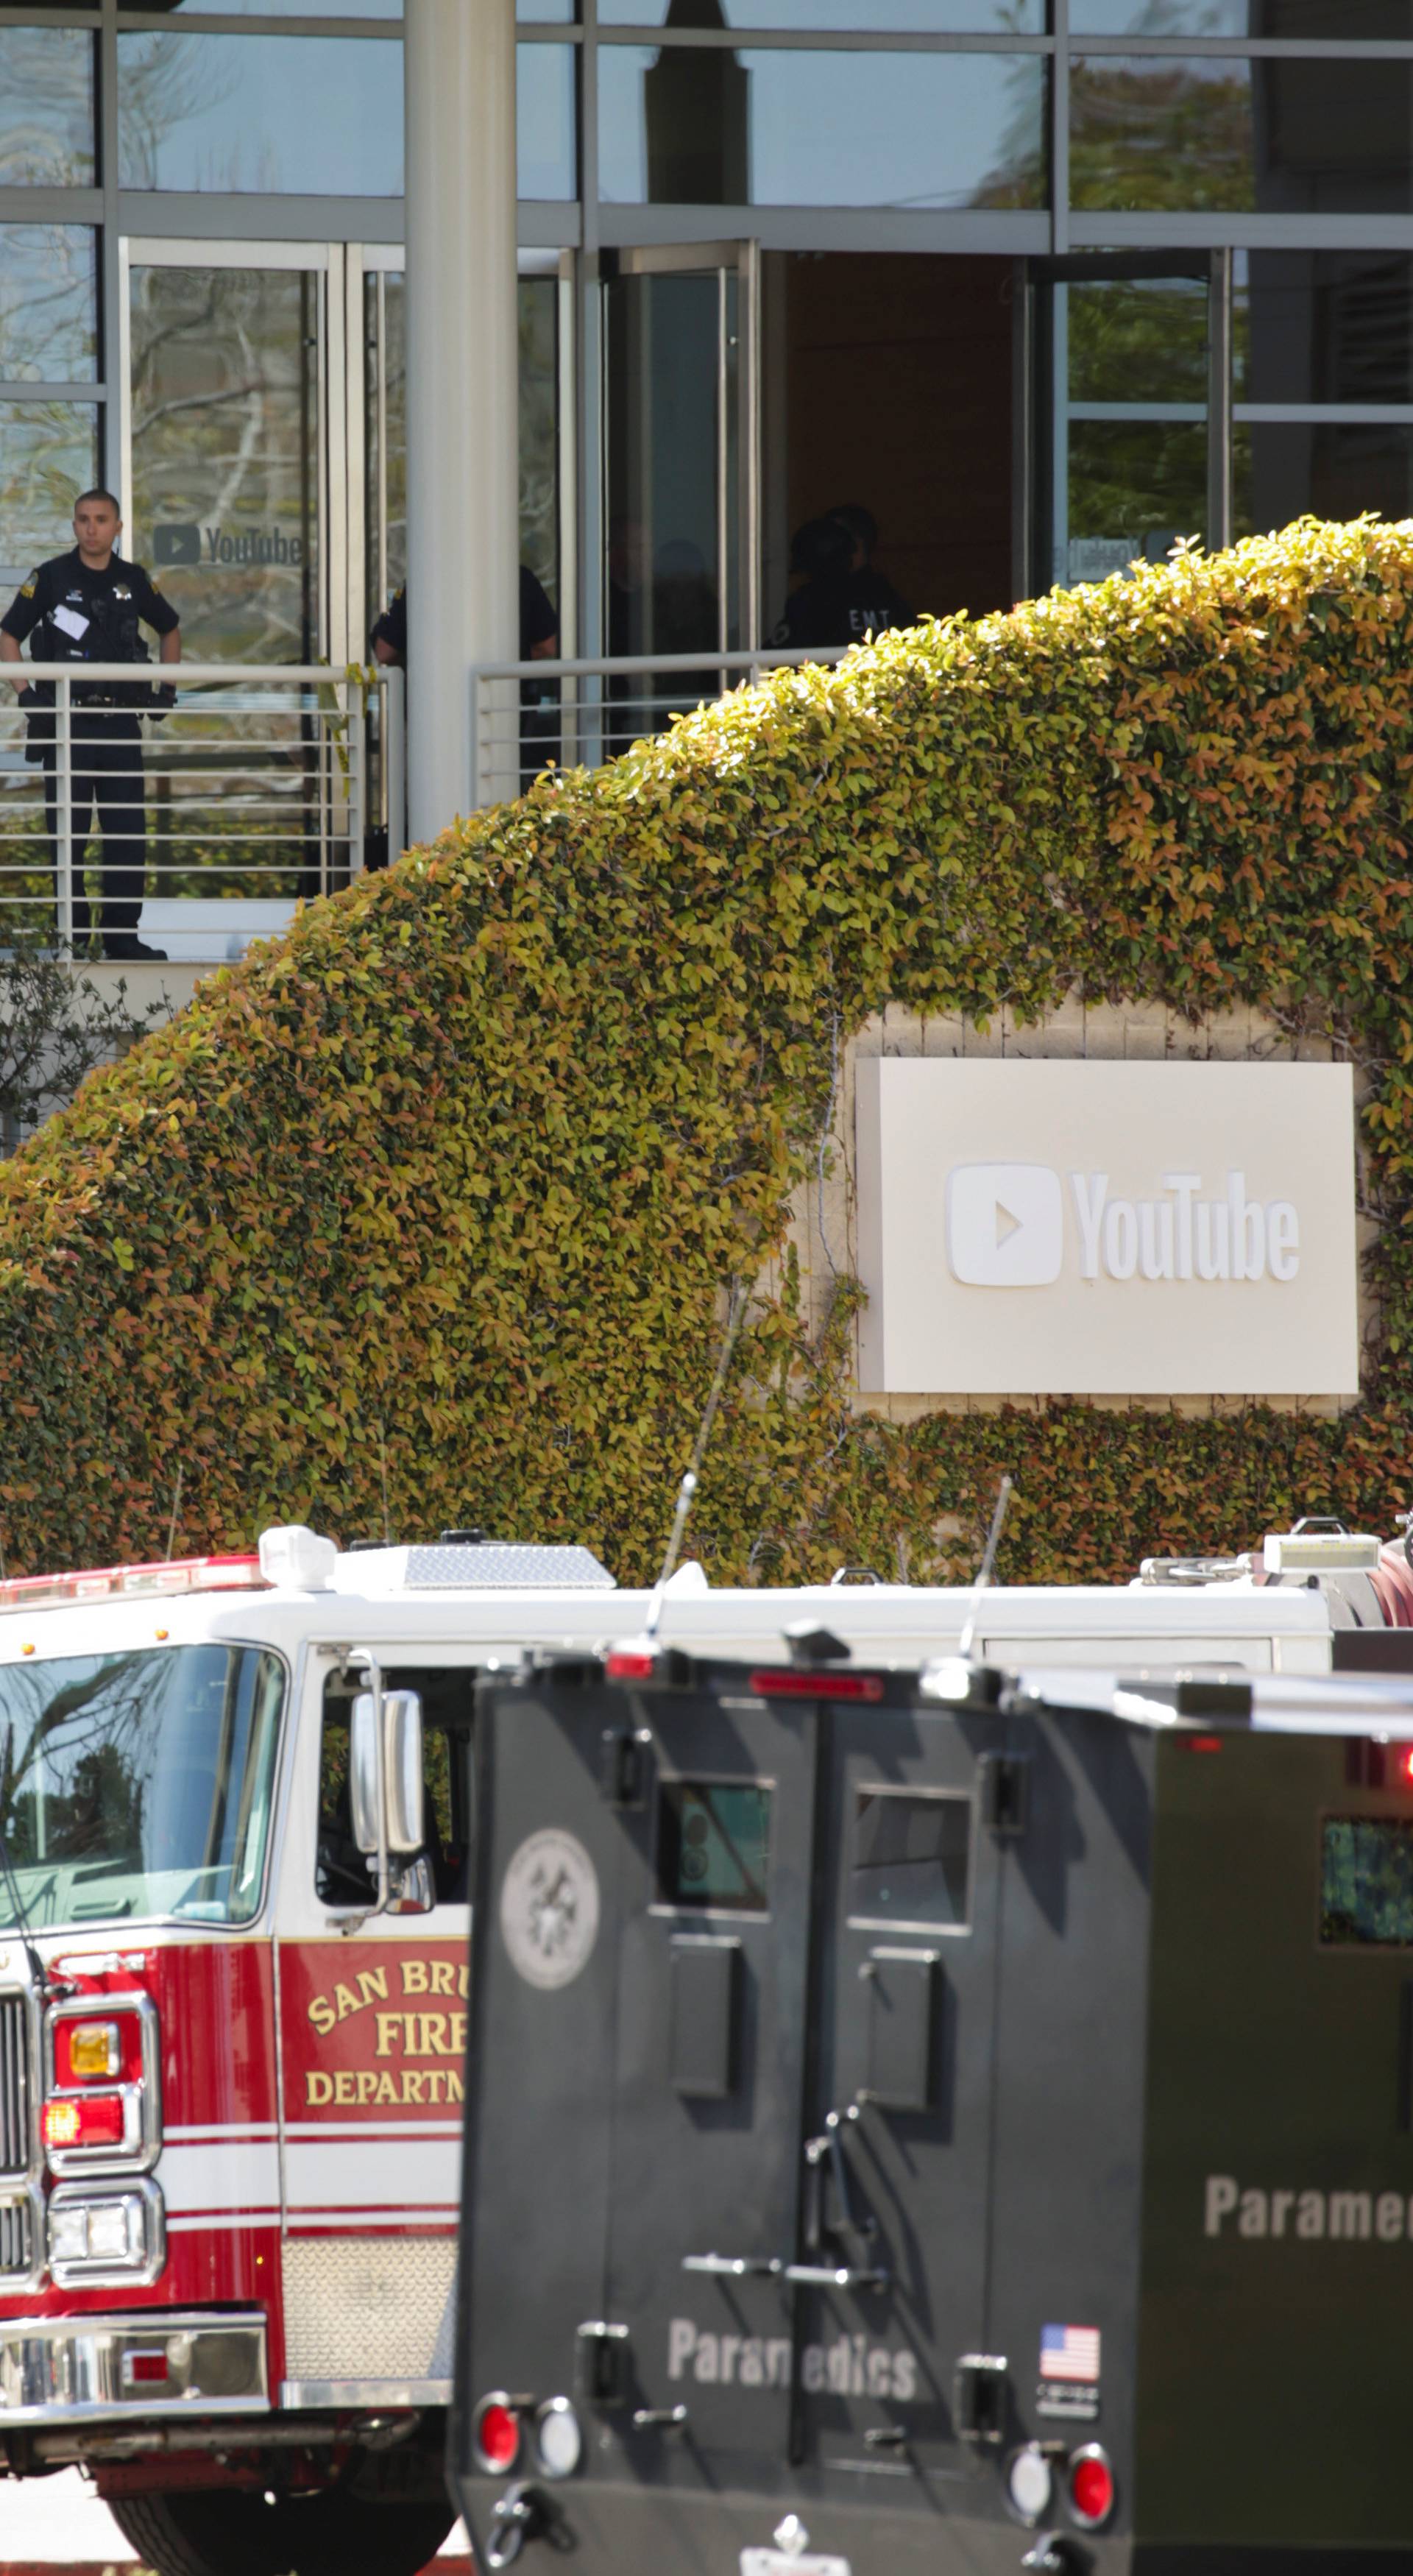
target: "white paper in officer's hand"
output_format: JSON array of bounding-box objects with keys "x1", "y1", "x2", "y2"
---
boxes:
[{"x1": 51, "y1": 606, "x2": 89, "y2": 641}]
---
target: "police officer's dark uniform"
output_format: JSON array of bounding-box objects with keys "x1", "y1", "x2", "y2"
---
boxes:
[
  {"x1": 1, "y1": 549, "x2": 179, "y2": 958},
  {"x1": 371, "y1": 569, "x2": 559, "y2": 785},
  {"x1": 369, "y1": 567, "x2": 558, "y2": 665}
]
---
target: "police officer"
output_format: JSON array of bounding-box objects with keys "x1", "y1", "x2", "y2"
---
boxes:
[{"x1": 1, "y1": 487, "x2": 181, "y2": 960}]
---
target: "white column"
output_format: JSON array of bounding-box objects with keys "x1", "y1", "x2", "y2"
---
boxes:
[{"x1": 405, "y1": 0, "x2": 520, "y2": 841}]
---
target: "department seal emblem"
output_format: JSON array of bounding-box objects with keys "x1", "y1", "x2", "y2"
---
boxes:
[{"x1": 499, "y1": 1827, "x2": 601, "y2": 1990}]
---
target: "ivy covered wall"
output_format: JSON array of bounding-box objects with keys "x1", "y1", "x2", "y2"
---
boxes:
[{"x1": 1, "y1": 517, "x2": 1411, "y2": 1585}]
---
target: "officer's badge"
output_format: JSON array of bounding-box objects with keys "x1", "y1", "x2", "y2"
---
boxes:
[{"x1": 113, "y1": 585, "x2": 132, "y2": 600}]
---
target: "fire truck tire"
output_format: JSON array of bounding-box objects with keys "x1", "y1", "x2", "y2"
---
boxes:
[{"x1": 107, "y1": 2487, "x2": 457, "y2": 2576}]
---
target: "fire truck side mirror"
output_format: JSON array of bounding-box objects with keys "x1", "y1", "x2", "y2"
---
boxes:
[{"x1": 350, "y1": 1688, "x2": 425, "y2": 1858}]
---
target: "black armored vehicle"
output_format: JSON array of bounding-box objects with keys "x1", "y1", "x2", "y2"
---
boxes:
[{"x1": 449, "y1": 1632, "x2": 1413, "y2": 2576}]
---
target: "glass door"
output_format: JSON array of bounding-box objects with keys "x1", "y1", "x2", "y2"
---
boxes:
[
  {"x1": 1032, "y1": 252, "x2": 1233, "y2": 595},
  {"x1": 604, "y1": 243, "x2": 757, "y2": 732},
  {"x1": 121, "y1": 241, "x2": 333, "y2": 663},
  {"x1": 360, "y1": 247, "x2": 572, "y2": 665}
]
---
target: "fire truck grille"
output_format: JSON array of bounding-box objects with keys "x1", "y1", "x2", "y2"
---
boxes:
[
  {"x1": 0, "y1": 2193, "x2": 33, "y2": 2279},
  {"x1": 0, "y1": 1995, "x2": 32, "y2": 2179}
]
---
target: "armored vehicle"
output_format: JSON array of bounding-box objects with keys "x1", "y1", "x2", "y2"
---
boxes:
[{"x1": 450, "y1": 1630, "x2": 1413, "y2": 2576}]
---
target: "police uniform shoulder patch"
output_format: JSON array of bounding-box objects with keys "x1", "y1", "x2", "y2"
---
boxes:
[{"x1": 18, "y1": 575, "x2": 37, "y2": 599}]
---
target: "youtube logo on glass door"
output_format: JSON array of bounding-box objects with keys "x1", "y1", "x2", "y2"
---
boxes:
[{"x1": 946, "y1": 1164, "x2": 1064, "y2": 1287}]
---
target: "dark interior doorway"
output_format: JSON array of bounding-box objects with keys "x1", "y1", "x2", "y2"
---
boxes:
[{"x1": 760, "y1": 250, "x2": 1021, "y2": 645}]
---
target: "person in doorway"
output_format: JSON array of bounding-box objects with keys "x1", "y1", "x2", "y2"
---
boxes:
[
  {"x1": 1, "y1": 488, "x2": 181, "y2": 961},
  {"x1": 769, "y1": 506, "x2": 913, "y2": 653},
  {"x1": 369, "y1": 565, "x2": 559, "y2": 667},
  {"x1": 371, "y1": 567, "x2": 559, "y2": 787}
]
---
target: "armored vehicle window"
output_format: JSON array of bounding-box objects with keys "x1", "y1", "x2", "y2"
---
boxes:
[
  {"x1": 656, "y1": 1780, "x2": 772, "y2": 1913},
  {"x1": 851, "y1": 1788, "x2": 971, "y2": 1928},
  {"x1": 1321, "y1": 1816, "x2": 1413, "y2": 1946},
  {"x1": 317, "y1": 1666, "x2": 472, "y2": 1907}
]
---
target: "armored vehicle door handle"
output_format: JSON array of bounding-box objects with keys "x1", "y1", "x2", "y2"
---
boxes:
[
  {"x1": 682, "y1": 2253, "x2": 784, "y2": 2277},
  {"x1": 782, "y1": 2261, "x2": 890, "y2": 2290},
  {"x1": 633, "y1": 2405, "x2": 689, "y2": 2430}
]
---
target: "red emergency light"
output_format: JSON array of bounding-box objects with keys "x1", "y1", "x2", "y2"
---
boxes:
[
  {"x1": 0, "y1": 1551, "x2": 267, "y2": 1618},
  {"x1": 42, "y1": 2092, "x2": 127, "y2": 2154},
  {"x1": 748, "y1": 1669, "x2": 885, "y2": 1702}
]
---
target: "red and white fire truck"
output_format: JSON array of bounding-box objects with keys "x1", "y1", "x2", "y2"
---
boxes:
[{"x1": 0, "y1": 1515, "x2": 1409, "y2": 2576}]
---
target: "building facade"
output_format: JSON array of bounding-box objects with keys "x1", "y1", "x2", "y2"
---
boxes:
[{"x1": 2, "y1": 2, "x2": 1413, "y2": 767}]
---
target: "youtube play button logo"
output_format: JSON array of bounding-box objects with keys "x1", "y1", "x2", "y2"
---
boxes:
[{"x1": 946, "y1": 1163, "x2": 1064, "y2": 1287}]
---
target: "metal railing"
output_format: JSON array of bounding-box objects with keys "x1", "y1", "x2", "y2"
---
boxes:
[
  {"x1": 470, "y1": 646, "x2": 849, "y2": 811},
  {"x1": 0, "y1": 664, "x2": 404, "y2": 964}
]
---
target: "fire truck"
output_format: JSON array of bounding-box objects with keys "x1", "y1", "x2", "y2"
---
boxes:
[
  {"x1": 0, "y1": 1513, "x2": 1408, "y2": 2576},
  {"x1": 450, "y1": 1621, "x2": 1413, "y2": 2576}
]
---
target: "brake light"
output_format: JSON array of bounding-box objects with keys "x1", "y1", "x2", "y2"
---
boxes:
[
  {"x1": 748, "y1": 1669, "x2": 885, "y2": 1702},
  {"x1": 473, "y1": 2394, "x2": 523, "y2": 2474},
  {"x1": 43, "y1": 2092, "x2": 127, "y2": 2152},
  {"x1": 124, "y1": 2351, "x2": 169, "y2": 2385},
  {"x1": 1398, "y1": 1747, "x2": 1413, "y2": 1787},
  {"x1": 1067, "y1": 2444, "x2": 1115, "y2": 2529},
  {"x1": 606, "y1": 1648, "x2": 658, "y2": 1682},
  {"x1": 0, "y1": 1551, "x2": 267, "y2": 1617}
]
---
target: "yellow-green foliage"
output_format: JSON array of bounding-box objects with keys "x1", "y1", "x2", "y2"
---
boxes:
[{"x1": 4, "y1": 516, "x2": 1413, "y2": 1585}]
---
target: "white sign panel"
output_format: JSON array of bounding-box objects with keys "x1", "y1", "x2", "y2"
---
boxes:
[{"x1": 855, "y1": 1059, "x2": 1359, "y2": 1397}]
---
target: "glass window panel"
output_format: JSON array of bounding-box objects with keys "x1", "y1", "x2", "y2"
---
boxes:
[
  {"x1": 850, "y1": 1790, "x2": 970, "y2": 1927},
  {"x1": 0, "y1": 1648, "x2": 283, "y2": 1932},
  {"x1": 1236, "y1": 420, "x2": 1413, "y2": 542},
  {"x1": 121, "y1": 1, "x2": 400, "y2": 11},
  {"x1": 1069, "y1": 276, "x2": 1207, "y2": 403},
  {"x1": 601, "y1": 0, "x2": 1041, "y2": 26},
  {"x1": 1236, "y1": 251, "x2": 1413, "y2": 406},
  {"x1": 600, "y1": 46, "x2": 1045, "y2": 206},
  {"x1": 1321, "y1": 1818, "x2": 1413, "y2": 1948},
  {"x1": 1074, "y1": 3, "x2": 1413, "y2": 29},
  {"x1": 0, "y1": 228, "x2": 97, "y2": 386},
  {"x1": 520, "y1": 0, "x2": 576, "y2": 24},
  {"x1": 130, "y1": 265, "x2": 319, "y2": 660},
  {"x1": 0, "y1": 29, "x2": 94, "y2": 187},
  {"x1": 1072, "y1": 56, "x2": 1413, "y2": 214},
  {"x1": 1066, "y1": 418, "x2": 1207, "y2": 584},
  {"x1": 519, "y1": 274, "x2": 559, "y2": 604},
  {"x1": 117, "y1": 32, "x2": 404, "y2": 193},
  {"x1": 0, "y1": 403, "x2": 99, "y2": 573},
  {"x1": 656, "y1": 1780, "x2": 772, "y2": 1912},
  {"x1": 518, "y1": 41, "x2": 576, "y2": 197},
  {"x1": 1071, "y1": 57, "x2": 1254, "y2": 210}
]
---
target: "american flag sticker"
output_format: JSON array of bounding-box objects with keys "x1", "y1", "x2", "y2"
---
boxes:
[{"x1": 1040, "y1": 2323, "x2": 1101, "y2": 2383}]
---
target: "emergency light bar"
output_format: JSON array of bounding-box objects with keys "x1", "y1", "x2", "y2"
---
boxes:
[{"x1": 0, "y1": 1551, "x2": 268, "y2": 1618}]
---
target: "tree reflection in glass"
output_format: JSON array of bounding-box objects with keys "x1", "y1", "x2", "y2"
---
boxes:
[{"x1": 0, "y1": 1646, "x2": 283, "y2": 1931}]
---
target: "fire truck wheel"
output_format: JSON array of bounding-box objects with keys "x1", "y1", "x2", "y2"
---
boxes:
[{"x1": 107, "y1": 2486, "x2": 457, "y2": 2576}]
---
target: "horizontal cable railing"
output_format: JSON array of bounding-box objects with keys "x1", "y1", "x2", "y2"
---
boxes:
[
  {"x1": 0, "y1": 664, "x2": 403, "y2": 965},
  {"x1": 470, "y1": 646, "x2": 849, "y2": 810}
]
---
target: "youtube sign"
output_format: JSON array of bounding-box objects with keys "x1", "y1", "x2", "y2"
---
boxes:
[
  {"x1": 855, "y1": 1058, "x2": 1359, "y2": 1398},
  {"x1": 946, "y1": 1164, "x2": 1063, "y2": 1288}
]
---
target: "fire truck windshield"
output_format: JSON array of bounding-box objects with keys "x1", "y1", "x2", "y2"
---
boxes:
[{"x1": 0, "y1": 1646, "x2": 283, "y2": 1931}]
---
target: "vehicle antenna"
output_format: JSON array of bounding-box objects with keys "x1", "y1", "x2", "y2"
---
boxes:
[
  {"x1": 166, "y1": 1461, "x2": 184, "y2": 1563},
  {"x1": 957, "y1": 1472, "x2": 1013, "y2": 1663},
  {"x1": 648, "y1": 1278, "x2": 749, "y2": 1632}
]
